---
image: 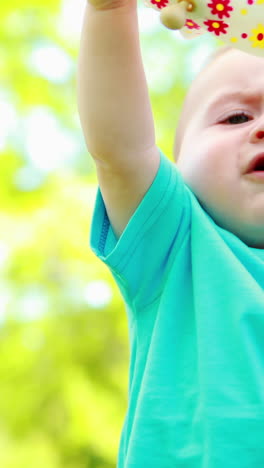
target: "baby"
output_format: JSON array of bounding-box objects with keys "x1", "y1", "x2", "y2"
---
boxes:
[
  {"x1": 175, "y1": 44, "x2": 264, "y2": 249},
  {"x1": 77, "y1": 0, "x2": 264, "y2": 466}
]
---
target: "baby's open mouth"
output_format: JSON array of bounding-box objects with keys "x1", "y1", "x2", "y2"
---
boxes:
[{"x1": 246, "y1": 153, "x2": 264, "y2": 174}]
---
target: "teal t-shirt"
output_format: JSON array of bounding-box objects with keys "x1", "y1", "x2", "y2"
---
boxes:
[{"x1": 90, "y1": 149, "x2": 264, "y2": 468}]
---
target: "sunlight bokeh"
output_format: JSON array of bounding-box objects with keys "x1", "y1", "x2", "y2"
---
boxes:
[{"x1": 0, "y1": 0, "x2": 219, "y2": 466}]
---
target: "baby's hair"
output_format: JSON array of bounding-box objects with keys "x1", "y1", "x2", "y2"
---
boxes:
[{"x1": 173, "y1": 44, "x2": 234, "y2": 161}]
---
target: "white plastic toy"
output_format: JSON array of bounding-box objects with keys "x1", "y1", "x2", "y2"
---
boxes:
[{"x1": 144, "y1": 0, "x2": 264, "y2": 58}]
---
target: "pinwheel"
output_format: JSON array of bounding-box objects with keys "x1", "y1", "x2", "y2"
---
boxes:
[{"x1": 143, "y1": 0, "x2": 264, "y2": 57}]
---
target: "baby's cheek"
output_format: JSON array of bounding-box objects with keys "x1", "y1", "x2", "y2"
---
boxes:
[
  {"x1": 178, "y1": 132, "x2": 230, "y2": 199},
  {"x1": 188, "y1": 159, "x2": 228, "y2": 211}
]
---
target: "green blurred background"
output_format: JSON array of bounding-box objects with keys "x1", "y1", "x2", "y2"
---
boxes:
[{"x1": 0, "y1": 1, "x2": 219, "y2": 466}]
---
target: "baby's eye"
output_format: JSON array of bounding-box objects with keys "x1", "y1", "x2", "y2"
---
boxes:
[{"x1": 222, "y1": 112, "x2": 252, "y2": 125}]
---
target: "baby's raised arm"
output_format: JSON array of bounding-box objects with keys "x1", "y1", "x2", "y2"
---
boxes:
[{"x1": 77, "y1": 0, "x2": 160, "y2": 238}]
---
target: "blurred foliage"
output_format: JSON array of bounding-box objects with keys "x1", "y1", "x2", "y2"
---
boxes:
[{"x1": 0, "y1": 0, "x2": 219, "y2": 466}]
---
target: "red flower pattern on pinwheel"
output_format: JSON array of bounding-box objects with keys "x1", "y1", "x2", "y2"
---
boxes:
[
  {"x1": 203, "y1": 19, "x2": 229, "y2": 36},
  {"x1": 207, "y1": 0, "x2": 233, "y2": 20},
  {"x1": 185, "y1": 19, "x2": 201, "y2": 30},
  {"x1": 150, "y1": 0, "x2": 169, "y2": 9}
]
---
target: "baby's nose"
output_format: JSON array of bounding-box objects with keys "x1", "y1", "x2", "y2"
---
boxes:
[{"x1": 256, "y1": 131, "x2": 264, "y2": 139}]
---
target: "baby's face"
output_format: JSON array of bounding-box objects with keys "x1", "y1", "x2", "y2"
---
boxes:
[{"x1": 177, "y1": 49, "x2": 264, "y2": 248}]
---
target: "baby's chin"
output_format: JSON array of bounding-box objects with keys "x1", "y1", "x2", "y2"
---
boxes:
[
  {"x1": 219, "y1": 220, "x2": 264, "y2": 250},
  {"x1": 240, "y1": 222, "x2": 264, "y2": 249},
  {"x1": 242, "y1": 236, "x2": 264, "y2": 249}
]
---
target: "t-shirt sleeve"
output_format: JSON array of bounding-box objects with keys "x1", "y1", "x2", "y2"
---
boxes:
[{"x1": 90, "y1": 149, "x2": 191, "y2": 308}]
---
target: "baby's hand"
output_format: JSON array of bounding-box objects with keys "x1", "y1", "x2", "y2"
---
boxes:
[{"x1": 87, "y1": 0, "x2": 132, "y2": 11}]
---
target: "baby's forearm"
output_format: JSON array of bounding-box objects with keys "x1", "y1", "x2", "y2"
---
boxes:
[{"x1": 77, "y1": 1, "x2": 156, "y2": 166}]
